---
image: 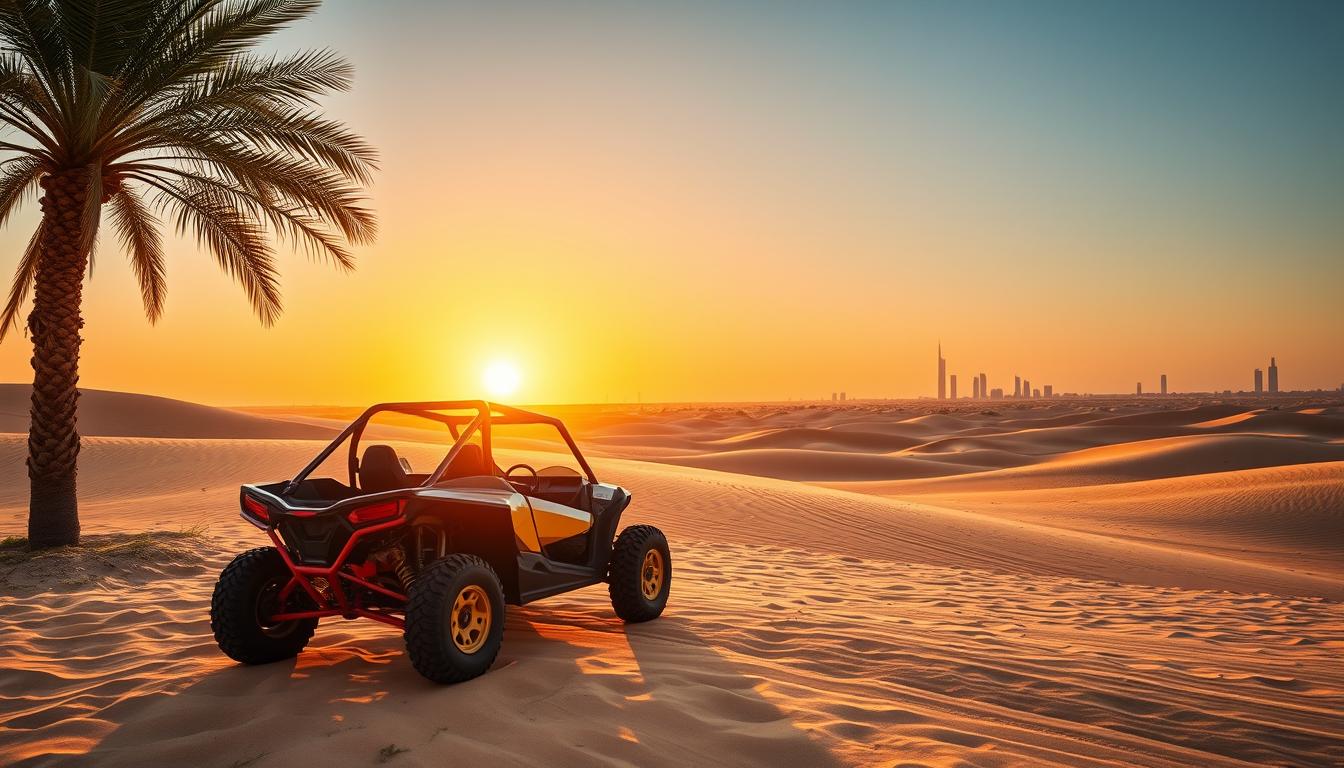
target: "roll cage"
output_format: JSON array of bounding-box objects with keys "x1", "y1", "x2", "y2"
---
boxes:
[{"x1": 282, "y1": 400, "x2": 597, "y2": 496}]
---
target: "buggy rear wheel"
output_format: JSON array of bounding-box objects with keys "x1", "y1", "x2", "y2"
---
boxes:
[
  {"x1": 404, "y1": 554, "x2": 505, "y2": 683},
  {"x1": 608, "y1": 525, "x2": 671, "y2": 622},
  {"x1": 211, "y1": 547, "x2": 317, "y2": 665}
]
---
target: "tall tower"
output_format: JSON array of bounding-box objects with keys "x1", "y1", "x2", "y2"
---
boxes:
[
  {"x1": 972, "y1": 376, "x2": 980, "y2": 399},
  {"x1": 1014, "y1": 376, "x2": 1021, "y2": 398},
  {"x1": 1254, "y1": 368, "x2": 1263, "y2": 394},
  {"x1": 950, "y1": 374, "x2": 958, "y2": 400},
  {"x1": 1161, "y1": 374, "x2": 1167, "y2": 396},
  {"x1": 937, "y1": 342, "x2": 946, "y2": 400},
  {"x1": 1136, "y1": 381, "x2": 1142, "y2": 396},
  {"x1": 1023, "y1": 379, "x2": 1031, "y2": 399},
  {"x1": 979, "y1": 373, "x2": 987, "y2": 400},
  {"x1": 1268, "y1": 357, "x2": 1279, "y2": 393}
]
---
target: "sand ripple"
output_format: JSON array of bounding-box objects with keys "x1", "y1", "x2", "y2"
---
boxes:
[{"x1": 3, "y1": 533, "x2": 1342, "y2": 767}]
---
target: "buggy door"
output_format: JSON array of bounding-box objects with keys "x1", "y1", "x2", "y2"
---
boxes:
[{"x1": 491, "y1": 422, "x2": 594, "y2": 562}]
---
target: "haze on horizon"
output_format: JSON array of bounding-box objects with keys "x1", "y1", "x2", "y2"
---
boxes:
[{"x1": 0, "y1": 0, "x2": 1340, "y2": 406}]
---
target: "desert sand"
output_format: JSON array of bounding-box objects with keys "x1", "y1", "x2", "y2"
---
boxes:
[{"x1": 2, "y1": 390, "x2": 1343, "y2": 766}]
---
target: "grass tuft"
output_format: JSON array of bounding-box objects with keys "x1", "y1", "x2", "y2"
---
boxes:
[
  {"x1": 0, "y1": 528, "x2": 211, "y2": 592},
  {"x1": 377, "y1": 744, "x2": 409, "y2": 763}
]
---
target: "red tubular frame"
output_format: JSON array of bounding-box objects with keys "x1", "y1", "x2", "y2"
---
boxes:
[{"x1": 265, "y1": 515, "x2": 410, "y2": 630}]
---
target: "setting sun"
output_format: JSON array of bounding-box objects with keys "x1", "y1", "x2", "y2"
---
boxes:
[{"x1": 482, "y1": 359, "x2": 522, "y2": 399}]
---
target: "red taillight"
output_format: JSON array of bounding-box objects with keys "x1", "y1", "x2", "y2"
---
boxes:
[
  {"x1": 347, "y1": 500, "x2": 402, "y2": 525},
  {"x1": 242, "y1": 495, "x2": 271, "y2": 522}
]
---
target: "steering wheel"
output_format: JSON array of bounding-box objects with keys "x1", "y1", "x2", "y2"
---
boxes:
[{"x1": 504, "y1": 463, "x2": 539, "y2": 488}]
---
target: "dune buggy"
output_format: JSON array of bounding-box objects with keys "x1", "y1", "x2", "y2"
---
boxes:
[{"x1": 209, "y1": 401, "x2": 671, "y2": 683}]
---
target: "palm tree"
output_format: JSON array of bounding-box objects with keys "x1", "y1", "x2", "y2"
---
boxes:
[{"x1": 0, "y1": 0, "x2": 376, "y2": 549}]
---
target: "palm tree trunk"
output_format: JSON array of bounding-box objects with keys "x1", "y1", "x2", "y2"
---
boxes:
[{"x1": 26, "y1": 168, "x2": 91, "y2": 550}]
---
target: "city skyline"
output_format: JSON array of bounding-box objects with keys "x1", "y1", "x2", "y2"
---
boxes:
[
  {"x1": 930, "y1": 345, "x2": 1324, "y2": 401},
  {"x1": 940, "y1": 342, "x2": 1054, "y2": 401}
]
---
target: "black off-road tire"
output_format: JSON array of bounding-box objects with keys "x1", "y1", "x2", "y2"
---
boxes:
[
  {"x1": 404, "y1": 554, "x2": 506, "y2": 684},
  {"x1": 211, "y1": 547, "x2": 317, "y2": 665},
  {"x1": 608, "y1": 525, "x2": 671, "y2": 622}
]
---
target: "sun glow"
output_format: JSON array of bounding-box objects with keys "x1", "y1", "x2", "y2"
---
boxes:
[{"x1": 482, "y1": 359, "x2": 522, "y2": 399}]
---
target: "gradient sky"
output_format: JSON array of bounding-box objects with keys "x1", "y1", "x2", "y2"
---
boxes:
[{"x1": 1, "y1": 0, "x2": 1341, "y2": 404}]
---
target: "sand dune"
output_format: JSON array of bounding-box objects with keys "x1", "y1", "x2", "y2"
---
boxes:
[
  {"x1": 0, "y1": 385, "x2": 335, "y2": 440},
  {"x1": 708, "y1": 427, "x2": 926, "y2": 452},
  {"x1": 572, "y1": 401, "x2": 1344, "y2": 491},
  {"x1": 3, "y1": 393, "x2": 1344, "y2": 766},
  {"x1": 845, "y1": 433, "x2": 1344, "y2": 495},
  {"x1": 1083, "y1": 404, "x2": 1251, "y2": 427},
  {"x1": 909, "y1": 462, "x2": 1344, "y2": 579},
  {"x1": 650, "y1": 446, "x2": 984, "y2": 481}
]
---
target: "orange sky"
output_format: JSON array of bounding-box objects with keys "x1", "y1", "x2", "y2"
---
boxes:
[{"x1": 0, "y1": 2, "x2": 1340, "y2": 405}]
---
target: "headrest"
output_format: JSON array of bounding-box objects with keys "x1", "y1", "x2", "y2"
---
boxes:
[
  {"x1": 359, "y1": 444, "x2": 408, "y2": 493},
  {"x1": 443, "y1": 443, "x2": 485, "y2": 478}
]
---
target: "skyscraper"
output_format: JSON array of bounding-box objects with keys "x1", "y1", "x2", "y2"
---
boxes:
[
  {"x1": 979, "y1": 373, "x2": 987, "y2": 399},
  {"x1": 1014, "y1": 376, "x2": 1021, "y2": 398},
  {"x1": 937, "y1": 343, "x2": 946, "y2": 400},
  {"x1": 1254, "y1": 368, "x2": 1263, "y2": 393},
  {"x1": 1136, "y1": 382, "x2": 1143, "y2": 396},
  {"x1": 1043, "y1": 384, "x2": 1053, "y2": 398},
  {"x1": 972, "y1": 376, "x2": 980, "y2": 399},
  {"x1": 1022, "y1": 379, "x2": 1031, "y2": 399},
  {"x1": 1161, "y1": 374, "x2": 1167, "y2": 395},
  {"x1": 1268, "y1": 357, "x2": 1279, "y2": 393},
  {"x1": 950, "y1": 374, "x2": 958, "y2": 400}
]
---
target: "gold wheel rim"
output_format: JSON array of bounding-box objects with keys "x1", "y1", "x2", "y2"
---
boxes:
[
  {"x1": 450, "y1": 584, "x2": 492, "y2": 654},
  {"x1": 640, "y1": 549, "x2": 664, "y2": 600}
]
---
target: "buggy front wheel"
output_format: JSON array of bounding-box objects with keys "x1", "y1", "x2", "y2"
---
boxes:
[{"x1": 608, "y1": 525, "x2": 671, "y2": 622}]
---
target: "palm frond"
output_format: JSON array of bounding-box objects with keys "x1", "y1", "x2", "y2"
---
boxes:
[
  {"x1": 111, "y1": 0, "x2": 218, "y2": 81},
  {"x1": 0, "y1": 49, "x2": 63, "y2": 152},
  {"x1": 132, "y1": 104, "x2": 377, "y2": 184},
  {"x1": 141, "y1": 173, "x2": 282, "y2": 324},
  {"x1": 187, "y1": 48, "x2": 353, "y2": 107},
  {"x1": 130, "y1": 48, "x2": 353, "y2": 129},
  {"x1": 0, "y1": 153, "x2": 43, "y2": 227},
  {"x1": 225, "y1": 108, "x2": 376, "y2": 184},
  {"x1": 127, "y1": 131, "x2": 376, "y2": 244},
  {"x1": 264, "y1": 205, "x2": 352, "y2": 269},
  {"x1": 120, "y1": 162, "x2": 354, "y2": 269},
  {"x1": 0, "y1": 1, "x2": 75, "y2": 120},
  {"x1": 107, "y1": 48, "x2": 364, "y2": 165},
  {"x1": 105, "y1": 0, "x2": 321, "y2": 123},
  {"x1": 77, "y1": 162, "x2": 101, "y2": 255},
  {"x1": 106, "y1": 183, "x2": 166, "y2": 321},
  {"x1": 53, "y1": 0, "x2": 160, "y2": 76},
  {"x1": 0, "y1": 217, "x2": 42, "y2": 340}
]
